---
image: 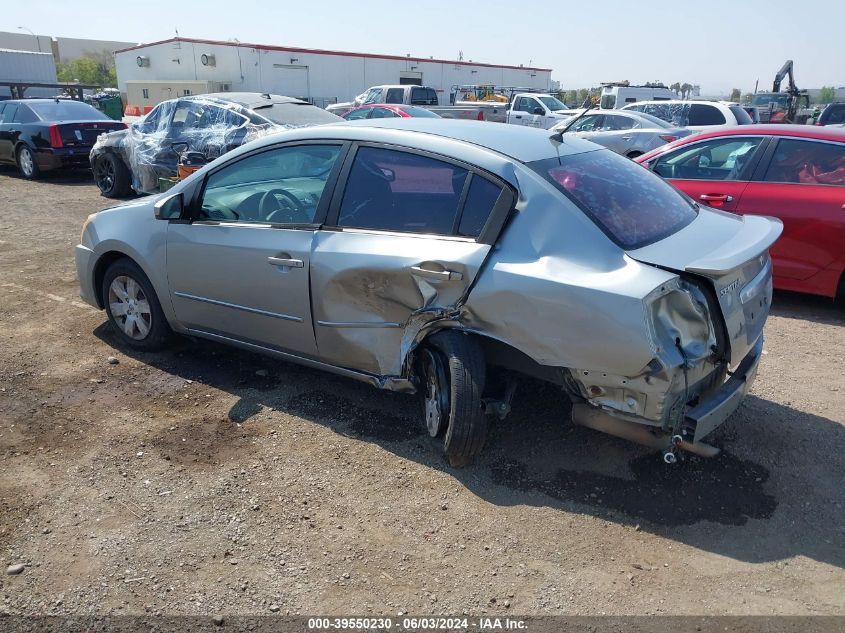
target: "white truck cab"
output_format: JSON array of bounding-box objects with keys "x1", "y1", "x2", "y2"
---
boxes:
[{"x1": 506, "y1": 93, "x2": 571, "y2": 129}]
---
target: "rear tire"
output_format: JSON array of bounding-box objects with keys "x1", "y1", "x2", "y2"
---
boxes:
[
  {"x1": 101, "y1": 258, "x2": 172, "y2": 351},
  {"x1": 94, "y1": 153, "x2": 132, "y2": 198},
  {"x1": 421, "y1": 331, "x2": 487, "y2": 467},
  {"x1": 16, "y1": 145, "x2": 41, "y2": 179}
]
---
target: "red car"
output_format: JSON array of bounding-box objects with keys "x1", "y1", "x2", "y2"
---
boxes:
[
  {"x1": 637, "y1": 125, "x2": 845, "y2": 299},
  {"x1": 341, "y1": 104, "x2": 441, "y2": 120}
]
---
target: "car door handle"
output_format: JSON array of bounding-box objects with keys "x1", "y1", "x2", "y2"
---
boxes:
[
  {"x1": 514, "y1": 115, "x2": 522, "y2": 119},
  {"x1": 621, "y1": 136, "x2": 632, "y2": 140},
  {"x1": 409, "y1": 266, "x2": 463, "y2": 281},
  {"x1": 700, "y1": 194, "x2": 733, "y2": 203},
  {"x1": 268, "y1": 257, "x2": 303, "y2": 268}
]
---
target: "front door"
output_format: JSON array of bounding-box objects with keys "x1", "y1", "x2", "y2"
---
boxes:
[
  {"x1": 166, "y1": 143, "x2": 345, "y2": 357},
  {"x1": 651, "y1": 135, "x2": 768, "y2": 212},
  {"x1": 311, "y1": 145, "x2": 510, "y2": 376}
]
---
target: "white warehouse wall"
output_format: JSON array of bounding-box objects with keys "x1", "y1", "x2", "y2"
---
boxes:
[{"x1": 115, "y1": 38, "x2": 551, "y2": 107}]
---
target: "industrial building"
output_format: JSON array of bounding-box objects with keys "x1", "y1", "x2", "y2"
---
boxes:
[
  {"x1": 113, "y1": 37, "x2": 552, "y2": 109},
  {"x1": 0, "y1": 30, "x2": 136, "y2": 64}
]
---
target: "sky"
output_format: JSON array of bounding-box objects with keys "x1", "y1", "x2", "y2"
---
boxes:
[{"x1": 3, "y1": 0, "x2": 843, "y2": 95}]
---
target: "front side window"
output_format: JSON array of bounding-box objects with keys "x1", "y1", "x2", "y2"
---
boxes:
[
  {"x1": 603, "y1": 114, "x2": 635, "y2": 130},
  {"x1": 531, "y1": 149, "x2": 698, "y2": 249},
  {"x1": 368, "y1": 107, "x2": 397, "y2": 119},
  {"x1": 338, "y1": 147, "x2": 469, "y2": 235},
  {"x1": 763, "y1": 139, "x2": 845, "y2": 186},
  {"x1": 199, "y1": 145, "x2": 342, "y2": 224},
  {"x1": 515, "y1": 97, "x2": 535, "y2": 112},
  {"x1": 652, "y1": 137, "x2": 764, "y2": 181},
  {"x1": 568, "y1": 114, "x2": 604, "y2": 132},
  {"x1": 343, "y1": 107, "x2": 371, "y2": 121},
  {"x1": 822, "y1": 104, "x2": 845, "y2": 125}
]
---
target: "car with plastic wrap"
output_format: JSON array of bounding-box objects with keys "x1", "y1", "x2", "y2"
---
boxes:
[
  {"x1": 89, "y1": 92, "x2": 342, "y2": 197},
  {"x1": 75, "y1": 119, "x2": 782, "y2": 466}
]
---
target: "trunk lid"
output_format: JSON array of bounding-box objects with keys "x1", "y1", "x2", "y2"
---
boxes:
[
  {"x1": 56, "y1": 121, "x2": 126, "y2": 148},
  {"x1": 628, "y1": 207, "x2": 783, "y2": 364}
]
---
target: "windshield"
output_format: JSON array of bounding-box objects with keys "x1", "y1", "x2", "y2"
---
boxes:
[
  {"x1": 530, "y1": 150, "x2": 697, "y2": 249},
  {"x1": 538, "y1": 96, "x2": 567, "y2": 111},
  {"x1": 28, "y1": 100, "x2": 110, "y2": 121},
  {"x1": 751, "y1": 93, "x2": 789, "y2": 108}
]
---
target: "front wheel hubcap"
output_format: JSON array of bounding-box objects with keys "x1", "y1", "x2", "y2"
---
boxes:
[{"x1": 108, "y1": 275, "x2": 152, "y2": 340}]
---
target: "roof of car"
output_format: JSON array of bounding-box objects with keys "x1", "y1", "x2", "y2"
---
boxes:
[
  {"x1": 335, "y1": 118, "x2": 599, "y2": 162},
  {"x1": 191, "y1": 92, "x2": 309, "y2": 109},
  {"x1": 674, "y1": 124, "x2": 845, "y2": 142}
]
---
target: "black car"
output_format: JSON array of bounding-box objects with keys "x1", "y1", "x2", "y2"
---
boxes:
[
  {"x1": 90, "y1": 92, "x2": 343, "y2": 197},
  {"x1": 0, "y1": 99, "x2": 126, "y2": 179},
  {"x1": 816, "y1": 102, "x2": 845, "y2": 126}
]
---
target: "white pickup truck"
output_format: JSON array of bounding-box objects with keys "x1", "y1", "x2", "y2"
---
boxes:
[
  {"x1": 327, "y1": 85, "x2": 507, "y2": 121},
  {"x1": 505, "y1": 93, "x2": 575, "y2": 128}
]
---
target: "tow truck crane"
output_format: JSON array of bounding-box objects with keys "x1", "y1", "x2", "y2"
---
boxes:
[{"x1": 751, "y1": 60, "x2": 811, "y2": 124}]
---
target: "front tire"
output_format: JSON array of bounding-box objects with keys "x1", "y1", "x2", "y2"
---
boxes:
[
  {"x1": 420, "y1": 331, "x2": 487, "y2": 467},
  {"x1": 94, "y1": 153, "x2": 132, "y2": 198},
  {"x1": 101, "y1": 258, "x2": 171, "y2": 351},
  {"x1": 16, "y1": 146, "x2": 41, "y2": 179}
]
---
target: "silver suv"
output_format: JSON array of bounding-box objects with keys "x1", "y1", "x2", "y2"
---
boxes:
[{"x1": 76, "y1": 120, "x2": 781, "y2": 466}]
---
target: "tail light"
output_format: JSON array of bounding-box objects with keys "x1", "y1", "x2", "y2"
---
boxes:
[
  {"x1": 48, "y1": 124, "x2": 63, "y2": 148},
  {"x1": 815, "y1": 121, "x2": 823, "y2": 126},
  {"x1": 659, "y1": 135, "x2": 678, "y2": 143},
  {"x1": 477, "y1": 111, "x2": 485, "y2": 121}
]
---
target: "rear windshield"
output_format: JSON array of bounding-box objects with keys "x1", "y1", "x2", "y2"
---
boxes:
[
  {"x1": 530, "y1": 149, "x2": 697, "y2": 249},
  {"x1": 27, "y1": 100, "x2": 110, "y2": 121},
  {"x1": 253, "y1": 103, "x2": 341, "y2": 126}
]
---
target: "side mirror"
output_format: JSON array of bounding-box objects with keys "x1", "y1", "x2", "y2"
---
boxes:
[
  {"x1": 379, "y1": 167, "x2": 396, "y2": 182},
  {"x1": 154, "y1": 192, "x2": 183, "y2": 220},
  {"x1": 533, "y1": 107, "x2": 546, "y2": 115},
  {"x1": 171, "y1": 141, "x2": 189, "y2": 155}
]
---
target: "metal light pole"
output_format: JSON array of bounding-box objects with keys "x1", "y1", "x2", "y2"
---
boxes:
[{"x1": 17, "y1": 26, "x2": 42, "y2": 53}]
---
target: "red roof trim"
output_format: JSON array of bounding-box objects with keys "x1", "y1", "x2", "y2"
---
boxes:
[{"x1": 113, "y1": 37, "x2": 552, "y2": 73}]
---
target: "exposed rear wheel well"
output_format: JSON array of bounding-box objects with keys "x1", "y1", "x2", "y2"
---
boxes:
[{"x1": 93, "y1": 252, "x2": 134, "y2": 309}]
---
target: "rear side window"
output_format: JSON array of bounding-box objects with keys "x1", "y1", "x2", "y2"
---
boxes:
[
  {"x1": 2, "y1": 104, "x2": 18, "y2": 123},
  {"x1": 13, "y1": 104, "x2": 37, "y2": 123},
  {"x1": 459, "y1": 176, "x2": 503, "y2": 237},
  {"x1": 385, "y1": 88, "x2": 405, "y2": 104},
  {"x1": 763, "y1": 139, "x2": 845, "y2": 186},
  {"x1": 410, "y1": 87, "x2": 438, "y2": 105},
  {"x1": 688, "y1": 104, "x2": 726, "y2": 126},
  {"x1": 338, "y1": 147, "x2": 469, "y2": 235},
  {"x1": 530, "y1": 149, "x2": 698, "y2": 249}
]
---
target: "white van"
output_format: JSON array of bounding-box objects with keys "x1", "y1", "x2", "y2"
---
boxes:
[{"x1": 600, "y1": 84, "x2": 675, "y2": 109}]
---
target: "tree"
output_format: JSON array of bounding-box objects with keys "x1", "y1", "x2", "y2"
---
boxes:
[
  {"x1": 670, "y1": 82, "x2": 681, "y2": 95},
  {"x1": 565, "y1": 89, "x2": 579, "y2": 106},
  {"x1": 56, "y1": 50, "x2": 117, "y2": 87},
  {"x1": 730, "y1": 88, "x2": 741, "y2": 102},
  {"x1": 818, "y1": 86, "x2": 836, "y2": 104},
  {"x1": 742, "y1": 93, "x2": 753, "y2": 105},
  {"x1": 577, "y1": 88, "x2": 590, "y2": 106},
  {"x1": 680, "y1": 83, "x2": 692, "y2": 99}
]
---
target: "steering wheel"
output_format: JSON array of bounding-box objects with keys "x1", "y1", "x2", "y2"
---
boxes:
[{"x1": 258, "y1": 189, "x2": 310, "y2": 224}]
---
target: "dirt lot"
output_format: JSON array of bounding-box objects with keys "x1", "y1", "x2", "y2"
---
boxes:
[{"x1": 1, "y1": 168, "x2": 843, "y2": 617}]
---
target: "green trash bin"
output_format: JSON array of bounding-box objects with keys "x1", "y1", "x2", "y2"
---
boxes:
[{"x1": 101, "y1": 95, "x2": 124, "y2": 121}]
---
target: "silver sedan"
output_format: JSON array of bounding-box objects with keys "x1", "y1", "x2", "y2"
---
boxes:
[
  {"x1": 76, "y1": 119, "x2": 780, "y2": 466},
  {"x1": 551, "y1": 109, "x2": 693, "y2": 158}
]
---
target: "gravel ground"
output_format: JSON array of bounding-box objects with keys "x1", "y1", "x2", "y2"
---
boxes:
[{"x1": 0, "y1": 168, "x2": 843, "y2": 617}]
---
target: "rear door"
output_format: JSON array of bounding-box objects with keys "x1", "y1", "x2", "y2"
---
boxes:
[
  {"x1": 650, "y1": 135, "x2": 768, "y2": 211},
  {"x1": 166, "y1": 142, "x2": 347, "y2": 356},
  {"x1": 0, "y1": 103, "x2": 19, "y2": 161},
  {"x1": 739, "y1": 137, "x2": 845, "y2": 289},
  {"x1": 310, "y1": 144, "x2": 512, "y2": 376}
]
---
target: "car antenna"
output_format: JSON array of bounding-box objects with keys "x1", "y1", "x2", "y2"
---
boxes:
[{"x1": 550, "y1": 97, "x2": 597, "y2": 143}]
